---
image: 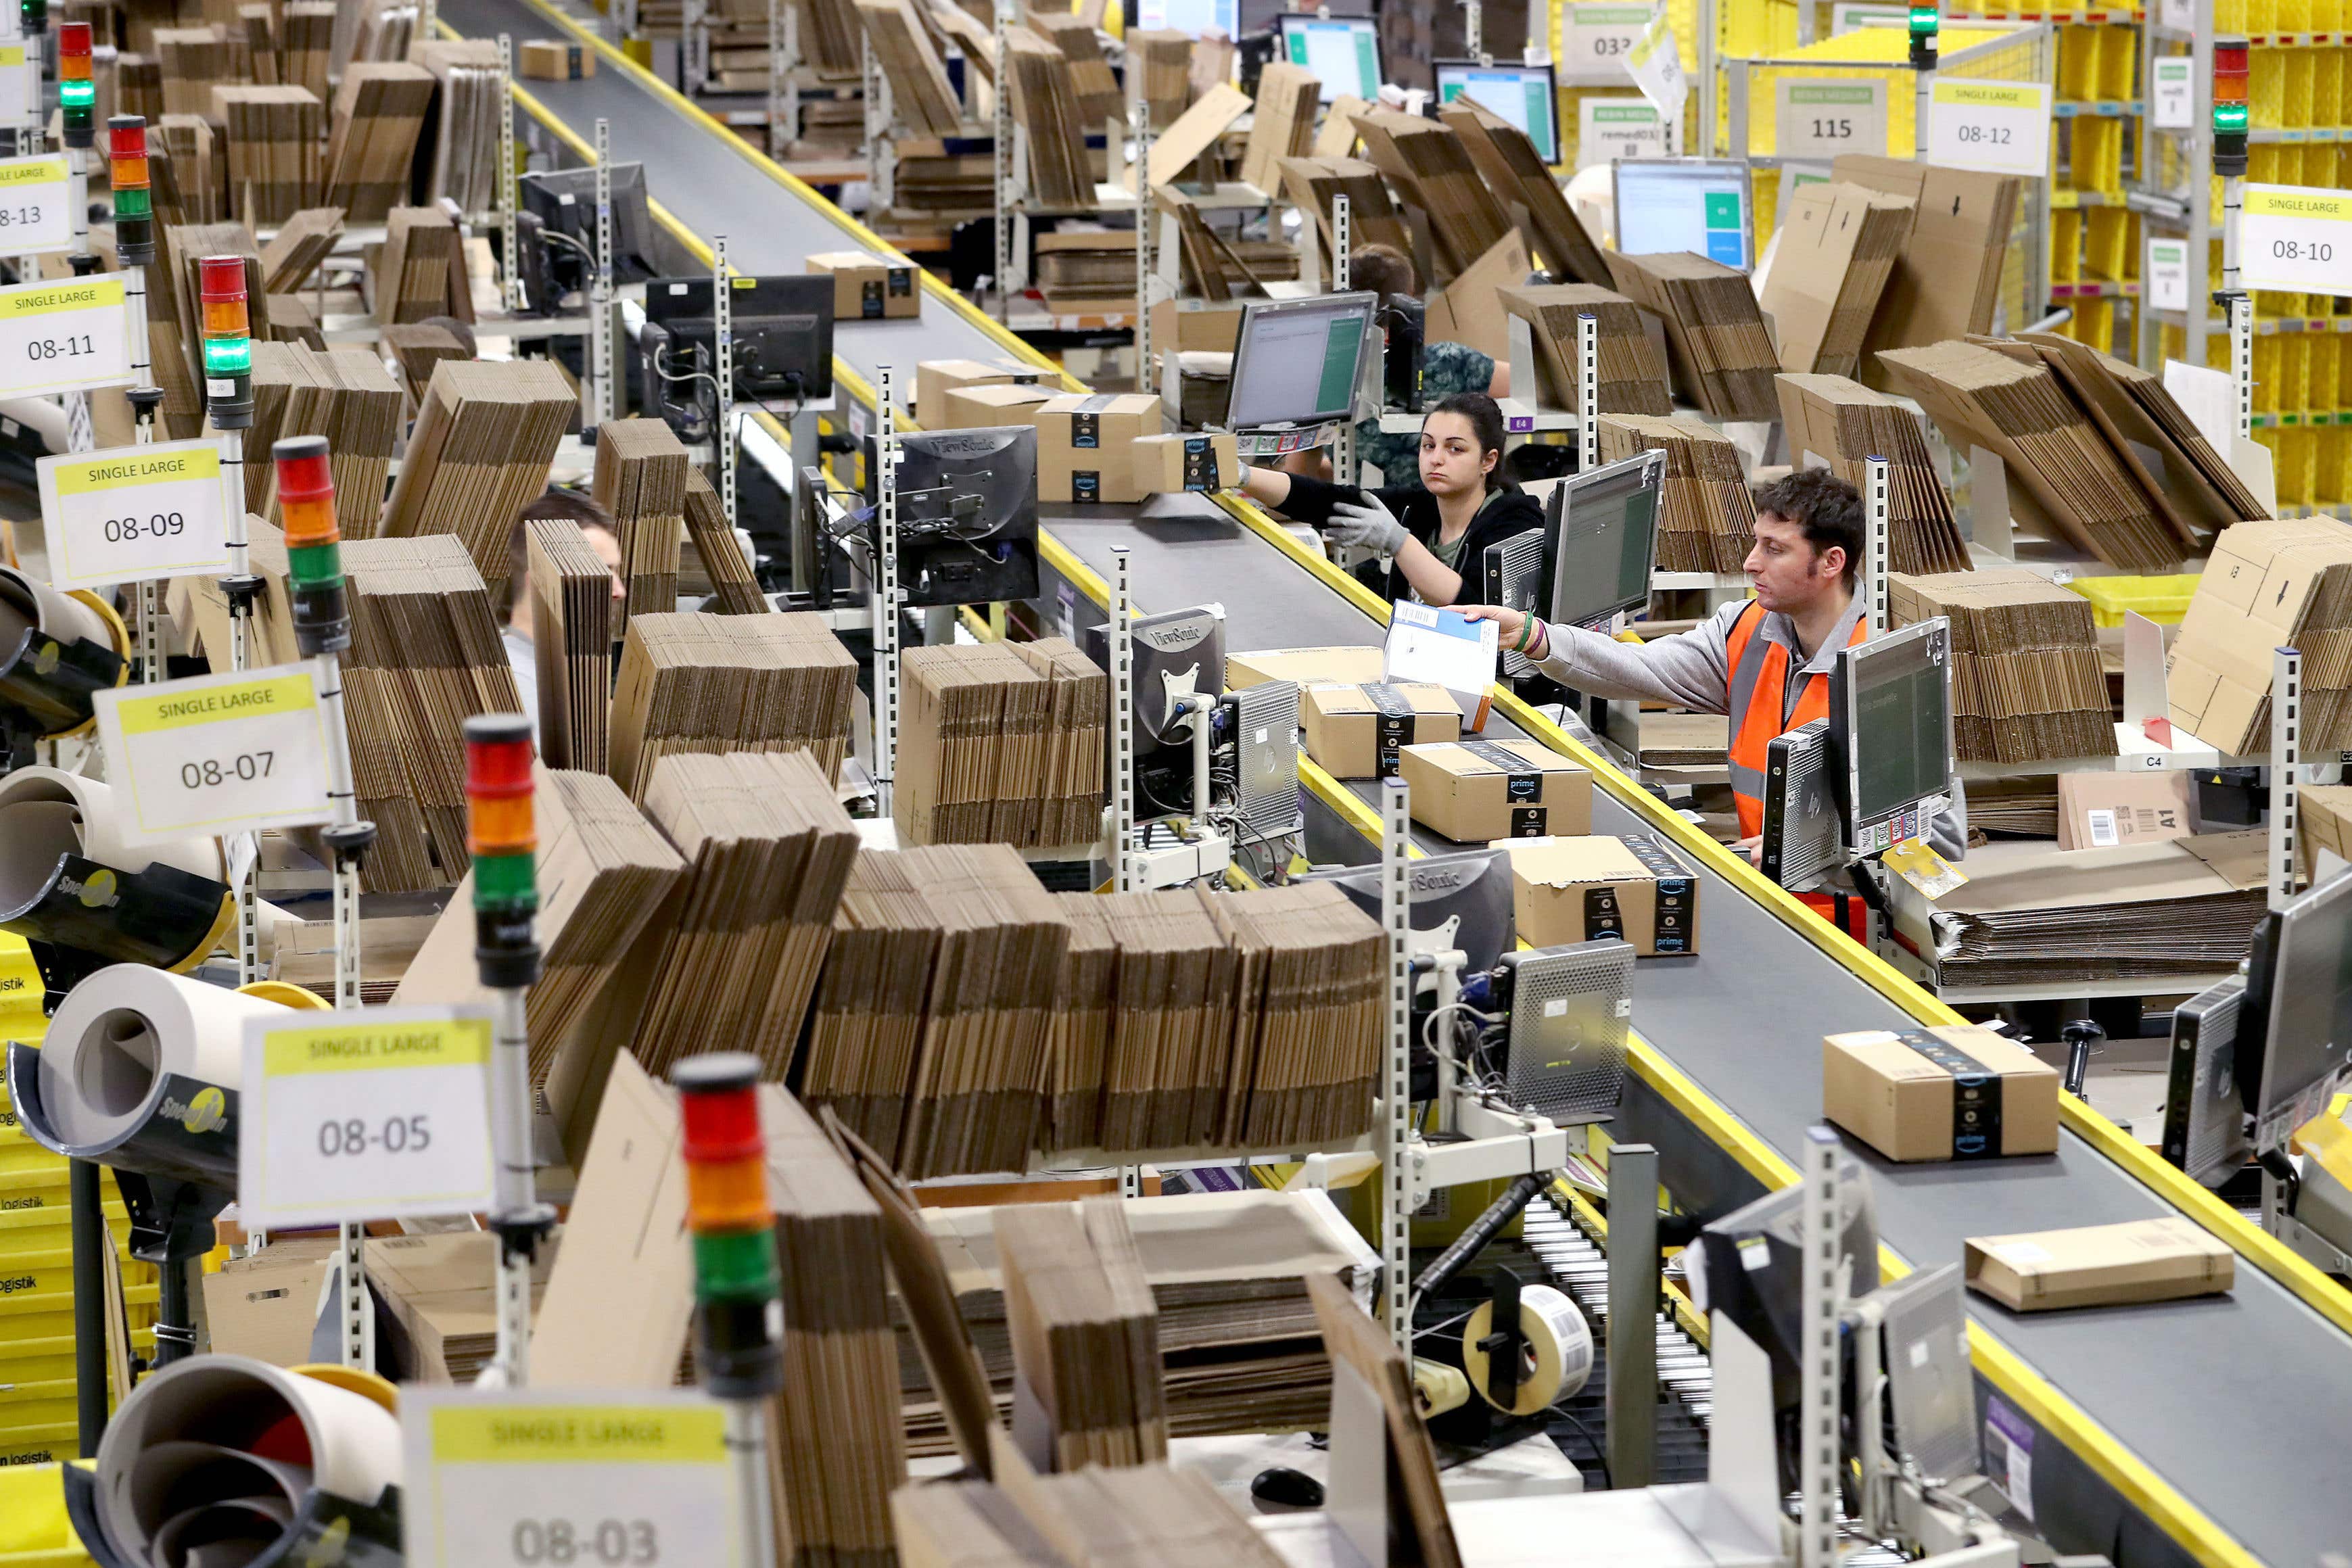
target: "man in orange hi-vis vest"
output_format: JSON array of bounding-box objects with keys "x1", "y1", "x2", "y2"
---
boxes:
[{"x1": 1460, "y1": 469, "x2": 1966, "y2": 940}]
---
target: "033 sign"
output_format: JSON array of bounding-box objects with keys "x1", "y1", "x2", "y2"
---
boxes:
[{"x1": 36, "y1": 438, "x2": 233, "y2": 590}]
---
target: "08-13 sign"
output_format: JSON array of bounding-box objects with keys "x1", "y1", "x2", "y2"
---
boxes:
[{"x1": 37, "y1": 438, "x2": 233, "y2": 590}]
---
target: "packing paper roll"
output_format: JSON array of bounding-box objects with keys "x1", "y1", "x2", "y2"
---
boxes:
[
  {"x1": 36, "y1": 966, "x2": 281, "y2": 1148},
  {"x1": 0, "y1": 564, "x2": 115, "y2": 658},
  {"x1": 0, "y1": 767, "x2": 226, "y2": 916},
  {"x1": 95, "y1": 1356, "x2": 402, "y2": 1568}
]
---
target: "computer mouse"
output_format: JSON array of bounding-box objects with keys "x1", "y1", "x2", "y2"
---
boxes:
[{"x1": 1249, "y1": 1466, "x2": 1325, "y2": 1512}]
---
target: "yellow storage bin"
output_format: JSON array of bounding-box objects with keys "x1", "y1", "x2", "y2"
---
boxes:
[
  {"x1": 0, "y1": 1462, "x2": 93, "y2": 1564},
  {"x1": 2066, "y1": 574, "x2": 2204, "y2": 629}
]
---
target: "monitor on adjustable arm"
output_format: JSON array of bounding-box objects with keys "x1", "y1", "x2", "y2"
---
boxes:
[
  {"x1": 1611, "y1": 158, "x2": 1755, "y2": 272},
  {"x1": 1545, "y1": 449, "x2": 1664, "y2": 629},
  {"x1": 1434, "y1": 60, "x2": 1561, "y2": 164},
  {"x1": 1224, "y1": 291, "x2": 1380, "y2": 431},
  {"x1": 2233, "y1": 868, "x2": 2352, "y2": 1157}
]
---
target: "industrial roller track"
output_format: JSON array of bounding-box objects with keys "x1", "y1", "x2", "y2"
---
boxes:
[{"x1": 444, "y1": 3, "x2": 2352, "y2": 1561}]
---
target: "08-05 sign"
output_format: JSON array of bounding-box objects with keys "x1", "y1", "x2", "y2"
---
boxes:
[
  {"x1": 0, "y1": 274, "x2": 131, "y2": 398},
  {"x1": 91, "y1": 664, "x2": 335, "y2": 847},
  {"x1": 36, "y1": 438, "x2": 233, "y2": 590},
  {"x1": 239, "y1": 1007, "x2": 496, "y2": 1229}
]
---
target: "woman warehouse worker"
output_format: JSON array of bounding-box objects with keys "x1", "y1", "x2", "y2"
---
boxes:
[{"x1": 1235, "y1": 392, "x2": 1541, "y2": 606}]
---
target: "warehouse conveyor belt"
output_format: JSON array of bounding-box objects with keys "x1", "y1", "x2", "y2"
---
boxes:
[{"x1": 444, "y1": 5, "x2": 2352, "y2": 1562}]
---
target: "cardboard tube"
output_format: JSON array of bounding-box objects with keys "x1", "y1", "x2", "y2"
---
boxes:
[
  {"x1": 0, "y1": 767, "x2": 226, "y2": 909},
  {"x1": 36, "y1": 966, "x2": 282, "y2": 1147}
]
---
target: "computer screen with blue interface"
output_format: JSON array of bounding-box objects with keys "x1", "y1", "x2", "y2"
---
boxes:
[
  {"x1": 1612, "y1": 158, "x2": 1754, "y2": 271},
  {"x1": 1137, "y1": 0, "x2": 1239, "y2": 36},
  {"x1": 1275, "y1": 15, "x2": 1382, "y2": 103},
  {"x1": 1225, "y1": 293, "x2": 1377, "y2": 429},
  {"x1": 1434, "y1": 61, "x2": 1560, "y2": 164}
]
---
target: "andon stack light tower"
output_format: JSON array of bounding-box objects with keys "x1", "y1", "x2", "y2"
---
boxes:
[
  {"x1": 2213, "y1": 37, "x2": 2254, "y2": 444},
  {"x1": 672, "y1": 1053, "x2": 782, "y2": 1568},
  {"x1": 1908, "y1": 4, "x2": 1937, "y2": 160},
  {"x1": 109, "y1": 118, "x2": 162, "y2": 444},
  {"x1": 460, "y1": 711, "x2": 555, "y2": 1389},
  {"x1": 56, "y1": 21, "x2": 89, "y2": 256},
  {"x1": 18, "y1": 0, "x2": 42, "y2": 158}
]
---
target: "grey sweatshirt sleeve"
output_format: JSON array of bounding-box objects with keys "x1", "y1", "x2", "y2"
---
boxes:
[{"x1": 1528, "y1": 601, "x2": 1744, "y2": 716}]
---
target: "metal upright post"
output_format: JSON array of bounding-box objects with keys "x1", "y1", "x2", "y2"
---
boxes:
[
  {"x1": 420, "y1": 0, "x2": 439, "y2": 43},
  {"x1": 1331, "y1": 195, "x2": 1355, "y2": 486},
  {"x1": 1380, "y1": 778, "x2": 1411, "y2": 1354},
  {"x1": 1864, "y1": 454, "x2": 1890, "y2": 634},
  {"x1": 1797, "y1": 1127, "x2": 1844, "y2": 1568},
  {"x1": 498, "y1": 36, "x2": 521, "y2": 312},
  {"x1": 588, "y1": 119, "x2": 615, "y2": 430},
  {"x1": 1605, "y1": 1142, "x2": 1660, "y2": 1490},
  {"x1": 682, "y1": 0, "x2": 709, "y2": 95},
  {"x1": 1911, "y1": 10, "x2": 1938, "y2": 163},
  {"x1": 1461, "y1": 0, "x2": 1481, "y2": 61},
  {"x1": 991, "y1": 0, "x2": 1014, "y2": 320},
  {"x1": 875, "y1": 364, "x2": 901, "y2": 815},
  {"x1": 2271, "y1": 644, "x2": 2301, "y2": 915},
  {"x1": 1577, "y1": 312, "x2": 1599, "y2": 471},
  {"x1": 1110, "y1": 547, "x2": 1136, "y2": 892},
  {"x1": 1131, "y1": 95, "x2": 1152, "y2": 394},
  {"x1": 714, "y1": 235, "x2": 737, "y2": 528},
  {"x1": 273, "y1": 435, "x2": 380, "y2": 1373},
  {"x1": 766, "y1": 0, "x2": 786, "y2": 161}
]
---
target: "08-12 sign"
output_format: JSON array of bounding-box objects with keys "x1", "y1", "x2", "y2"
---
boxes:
[{"x1": 1926, "y1": 79, "x2": 2052, "y2": 178}]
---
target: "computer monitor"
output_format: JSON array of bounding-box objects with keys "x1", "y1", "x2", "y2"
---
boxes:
[
  {"x1": 857, "y1": 425, "x2": 1041, "y2": 608},
  {"x1": 2234, "y1": 870, "x2": 2352, "y2": 1154},
  {"x1": 1545, "y1": 449, "x2": 1664, "y2": 627},
  {"x1": 1434, "y1": 60, "x2": 1561, "y2": 166},
  {"x1": 1300, "y1": 848, "x2": 1517, "y2": 978},
  {"x1": 1611, "y1": 158, "x2": 1755, "y2": 272},
  {"x1": 521, "y1": 162, "x2": 659, "y2": 286},
  {"x1": 2161, "y1": 973, "x2": 2251, "y2": 1186},
  {"x1": 1224, "y1": 291, "x2": 1379, "y2": 431},
  {"x1": 1870, "y1": 1264, "x2": 1979, "y2": 1488},
  {"x1": 641, "y1": 275, "x2": 837, "y2": 435},
  {"x1": 1494, "y1": 936, "x2": 1636, "y2": 1126},
  {"x1": 1274, "y1": 14, "x2": 1382, "y2": 103},
  {"x1": 1828, "y1": 619, "x2": 1954, "y2": 857},
  {"x1": 1481, "y1": 527, "x2": 1546, "y2": 678},
  {"x1": 1081, "y1": 605, "x2": 1227, "y2": 822},
  {"x1": 1689, "y1": 1151, "x2": 1878, "y2": 1409},
  {"x1": 1137, "y1": 0, "x2": 1238, "y2": 34}
]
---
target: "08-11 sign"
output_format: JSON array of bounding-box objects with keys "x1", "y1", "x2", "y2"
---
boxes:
[
  {"x1": 36, "y1": 438, "x2": 233, "y2": 590},
  {"x1": 0, "y1": 274, "x2": 131, "y2": 398}
]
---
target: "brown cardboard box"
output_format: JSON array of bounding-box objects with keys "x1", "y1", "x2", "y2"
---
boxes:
[
  {"x1": 918, "y1": 357, "x2": 1046, "y2": 430},
  {"x1": 518, "y1": 38, "x2": 595, "y2": 78},
  {"x1": 806, "y1": 249, "x2": 921, "y2": 320},
  {"x1": 1302, "y1": 682, "x2": 1459, "y2": 780},
  {"x1": 1758, "y1": 181, "x2": 1912, "y2": 379},
  {"x1": 1227, "y1": 645, "x2": 1388, "y2": 690},
  {"x1": 1964, "y1": 1217, "x2": 2234, "y2": 1311},
  {"x1": 2297, "y1": 783, "x2": 2352, "y2": 884},
  {"x1": 1036, "y1": 393, "x2": 1160, "y2": 504},
  {"x1": 1830, "y1": 155, "x2": 2019, "y2": 391},
  {"x1": 941, "y1": 382, "x2": 1056, "y2": 430},
  {"x1": 1822, "y1": 1024, "x2": 2061, "y2": 1162},
  {"x1": 1133, "y1": 431, "x2": 1240, "y2": 494},
  {"x1": 1499, "y1": 834, "x2": 1699, "y2": 957},
  {"x1": 2167, "y1": 518, "x2": 2352, "y2": 757},
  {"x1": 2056, "y1": 771, "x2": 2194, "y2": 851},
  {"x1": 1149, "y1": 297, "x2": 1246, "y2": 357},
  {"x1": 1396, "y1": 739, "x2": 1593, "y2": 843}
]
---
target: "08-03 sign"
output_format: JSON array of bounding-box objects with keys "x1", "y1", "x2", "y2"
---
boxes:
[
  {"x1": 0, "y1": 274, "x2": 131, "y2": 398},
  {"x1": 36, "y1": 438, "x2": 233, "y2": 590},
  {"x1": 91, "y1": 664, "x2": 335, "y2": 848},
  {"x1": 239, "y1": 1007, "x2": 496, "y2": 1230},
  {"x1": 402, "y1": 1389, "x2": 744, "y2": 1568}
]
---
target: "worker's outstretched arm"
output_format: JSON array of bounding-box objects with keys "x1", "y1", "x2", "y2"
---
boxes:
[{"x1": 1456, "y1": 601, "x2": 1741, "y2": 716}]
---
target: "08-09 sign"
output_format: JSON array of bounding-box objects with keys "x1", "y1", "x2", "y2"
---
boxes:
[{"x1": 36, "y1": 438, "x2": 233, "y2": 590}]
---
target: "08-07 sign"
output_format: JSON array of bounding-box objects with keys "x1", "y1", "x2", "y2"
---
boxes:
[
  {"x1": 36, "y1": 438, "x2": 233, "y2": 590},
  {"x1": 91, "y1": 664, "x2": 335, "y2": 848}
]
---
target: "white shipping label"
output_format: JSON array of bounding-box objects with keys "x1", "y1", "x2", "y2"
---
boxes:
[
  {"x1": 92, "y1": 665, "x2": 334, "y2": 847},
  {"x1": 239, "y1": 1007, "x2": 496, "y2": 1229},
  {"x1": 2240, "y1": 185, "x2": 2352, "y2": 299},
  {"x1": 1559, "y1": 4, "x2": 1651, "y2": 87},
  {"x1": 36, "y1": 438, "x2": 233, "y2": 590},
  {"x1": 1926, "y1": 80, "x2": 2053, "y2": 178},
  {"x1": 0, "y1": 273, "x2": 132, "y2": 397},
  {"x1": 1774, "y1": 78, "x2": 1887, "y2": 162},
  {"x1": 402, "y1": 1389, "x2": 745, "y2": 1568}
]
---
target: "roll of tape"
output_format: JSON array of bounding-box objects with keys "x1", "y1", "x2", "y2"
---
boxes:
[
  {"x1": 1461, "y1": 1284, "x2": 1594, "y2": 1415},
  {"x1": 1411, "y1": 1356, "x2": 1471, "y2": 1419}
]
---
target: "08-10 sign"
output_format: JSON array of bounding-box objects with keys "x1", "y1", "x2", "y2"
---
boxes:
[{"x1": 2240, "y1": 185, "x2": 2352, "y2": 299}]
